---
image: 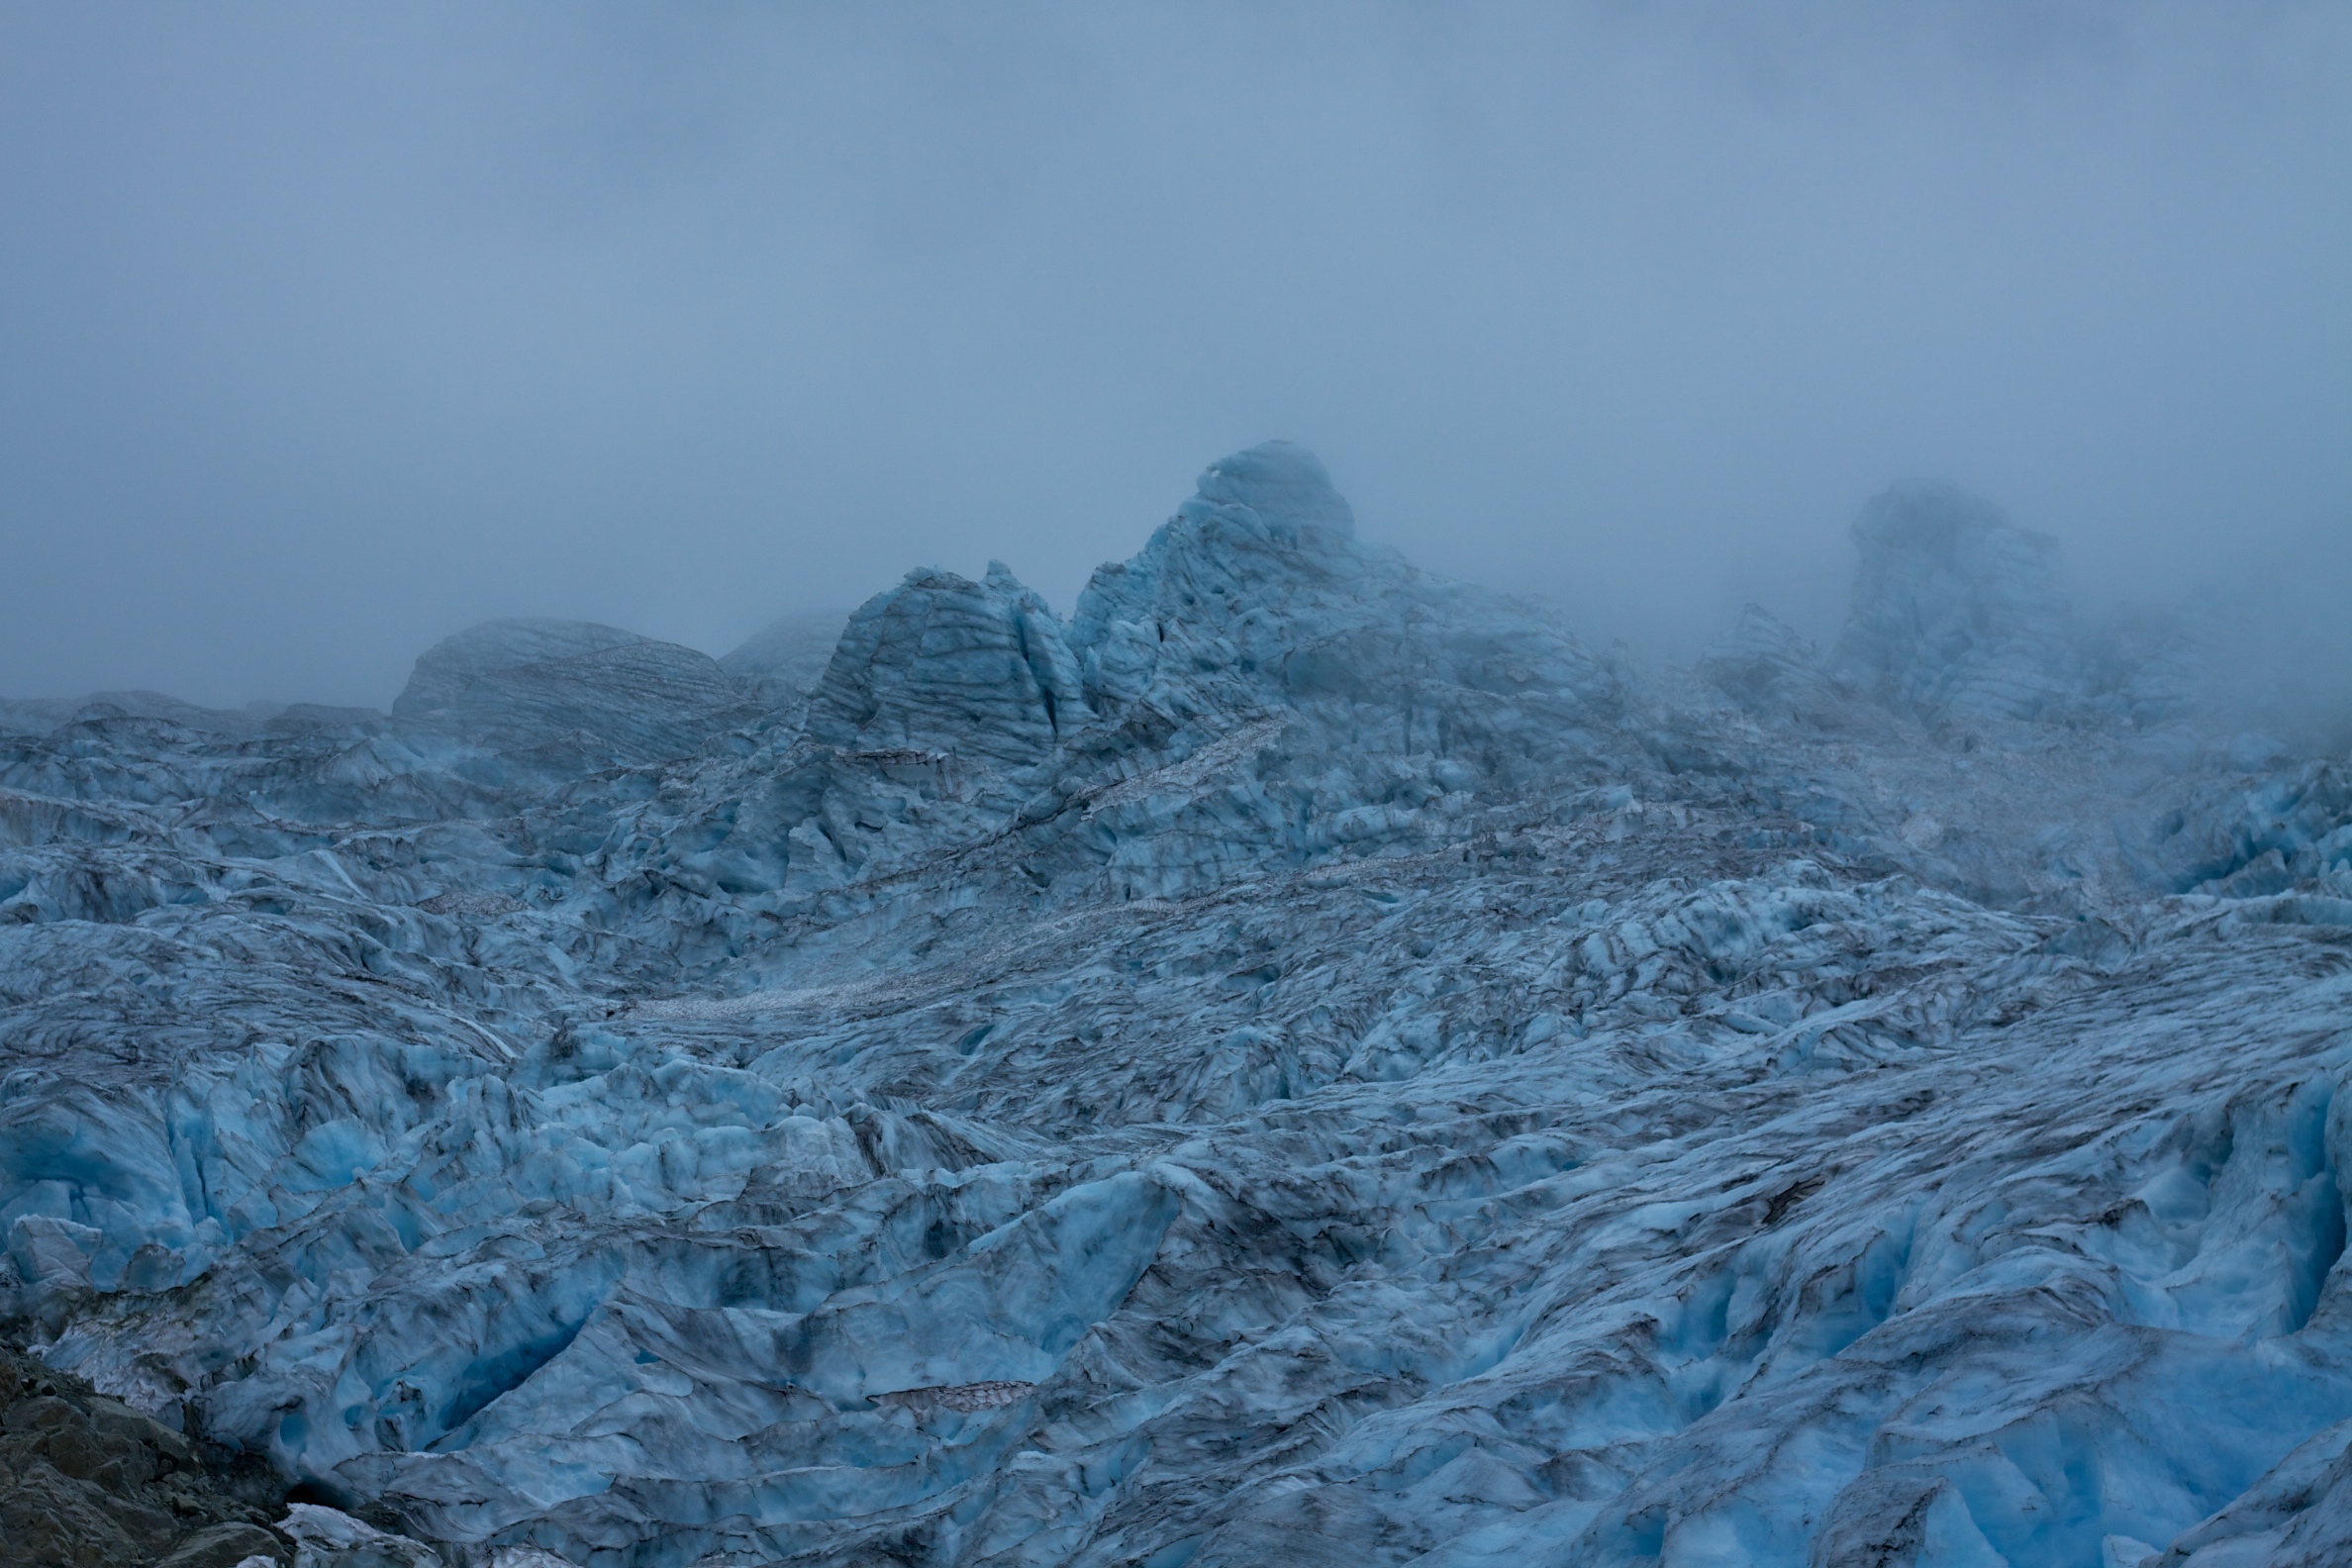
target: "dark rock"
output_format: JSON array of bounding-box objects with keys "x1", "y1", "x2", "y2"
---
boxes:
[
  {"x1": 154, "y1": 1520, "x2": 289, "y2": 1568},
  {"x1": 0, "y1": 1341, "x2": 289, "y2": 1568},
  {"x1": 0, "y1": 1458, "x2": 166, "y2": 1567}
]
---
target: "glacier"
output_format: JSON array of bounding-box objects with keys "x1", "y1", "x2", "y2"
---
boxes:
[{"x1": 3, "y1": 441, "x2": 2351, "y2": 1567}]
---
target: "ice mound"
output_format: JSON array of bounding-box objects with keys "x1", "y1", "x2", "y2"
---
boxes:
[
  {"x1": 1071, "y1": 441, "x2": 1616, "y2": 728},
  {"x1": 1833, "y1": 479, "x2": 2080, "y2": 722},
  {"x1": 617, "y1": 445, "x2": 1623, "y2": 914},
  {"x1": 807, "y1": 563, "x2": 1090, "y2": 768},
  {"x1": 393, "y1": 619, "x2": 651, "y2": 716},
  {"x1": 1190, "y1": 438, "x2": 1357, "y2": 542},
  {"x1": 6, "y1": 444, "x2": 2352, "y2": 1566},
  {"x1": 392, "y1": 617, "x2": 752, "y2": 764}
]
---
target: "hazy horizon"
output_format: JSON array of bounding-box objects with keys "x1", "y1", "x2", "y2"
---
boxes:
[{"x1": 3, "y1": 2, "x2": 2347, "y2": 711}]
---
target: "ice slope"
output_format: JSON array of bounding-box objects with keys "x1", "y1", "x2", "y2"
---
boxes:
[{"x1": 3, "y1": 445, "x2": 2352, "y2": 1567}]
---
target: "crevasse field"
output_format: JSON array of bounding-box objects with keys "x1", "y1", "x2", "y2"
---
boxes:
[{"x1": 6, "y1": 443, "x2": 2352, "y2": 1566}]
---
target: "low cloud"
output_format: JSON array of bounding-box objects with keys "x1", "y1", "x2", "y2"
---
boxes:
[{"x1": 0, "y1": 2, "x2": 2344, "y2": 714}]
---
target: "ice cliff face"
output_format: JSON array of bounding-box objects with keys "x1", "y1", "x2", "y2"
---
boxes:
[{"x1": 4, "y1": 445, "x2": 2352, "y2": 1568}]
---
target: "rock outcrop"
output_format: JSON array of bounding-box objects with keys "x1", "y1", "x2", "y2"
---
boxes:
[{"x1": 0, "y1": 1338, "x2": 293, "y2": 1568}]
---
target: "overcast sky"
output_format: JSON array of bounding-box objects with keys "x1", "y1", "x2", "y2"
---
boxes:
[{"x1": 2, "y1": 2, "x2": 2346, "y2": 709}]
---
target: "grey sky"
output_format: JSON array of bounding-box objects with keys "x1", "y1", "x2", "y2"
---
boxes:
[{"x1": 2, "y1": 2, "x2": 2346, "y2": 709}]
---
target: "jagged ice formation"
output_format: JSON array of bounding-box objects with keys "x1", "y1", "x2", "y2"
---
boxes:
[{"x1": 5, "y1": 442, "x2": 2352, "y2": 1567}]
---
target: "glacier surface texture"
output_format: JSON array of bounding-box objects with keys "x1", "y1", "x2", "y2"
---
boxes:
[{"x1": 6, "y1": 442, "x2": 2352, "y2": 1567}]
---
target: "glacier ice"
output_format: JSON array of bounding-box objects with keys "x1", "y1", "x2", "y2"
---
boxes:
[{"x1": 3, "y1": 443, "x2": 2352, "y2": 1566}]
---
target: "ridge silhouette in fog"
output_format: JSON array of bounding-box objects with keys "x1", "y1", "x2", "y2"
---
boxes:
[{"x1": 0, "y1": 2, "x2": 2344, "y2": 725}]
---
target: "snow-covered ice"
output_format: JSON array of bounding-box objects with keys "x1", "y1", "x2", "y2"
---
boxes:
[{"x1": 4, "y1": 442, "x2": 2351, "y2": 1566}]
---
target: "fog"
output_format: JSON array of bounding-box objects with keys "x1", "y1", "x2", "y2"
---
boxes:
[{"x1": 1, "y1": 2, "x2": 2346, "y2": 713}]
